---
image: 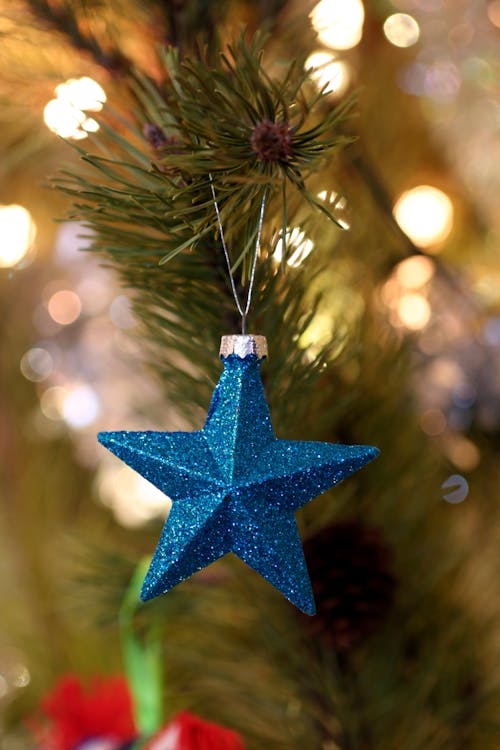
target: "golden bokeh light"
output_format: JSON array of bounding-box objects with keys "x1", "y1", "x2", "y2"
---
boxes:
[
  {"x1": 0, "y1": 205, "x2": 37, "y2": 268},
  {"x1": 393, "y1": 186, "x2": 453, "y2": 250},
  {"x1": 445, "y1": 435, "x2": 480, "y2": 471},
  {"x1": 273, "y1": 227, "x2": 314, "y2": 267},
  {"x1": 397, "y1": 292, "x2": 431, "y2": 329},
  {"x1": 298, "y1": 311, "x2": 333, "y2": 356},
  {"x1": 336, "y1": 218, "x2": 351, "y2": 230},
  {"x1": 383, "y1": 13, "x2": 420, "y2": 48},
  {"x1": 487, "y1": 0, "x2": 500, "y2": 29},
  {"x1": 40, "y1": 386, "x2": 67, "y2": 421},
  {"x1": 317, "y1": 190, "x2": 346, "y2": 209},
  {"x1": 47, "y1": 290, "x2": 82, "y2": 325},
  {"x1": 395, "y1": 255, "x2": 436, "y2": 289},
  {"x1": 305, "y1": 51, "x2": 351, "y2": 95},
  {"x1": 44, "y1": 76, "x2": 106, "y2": 140},
  {"x1": 310, "y1": 0, "x2": 365, "y2": 51}
]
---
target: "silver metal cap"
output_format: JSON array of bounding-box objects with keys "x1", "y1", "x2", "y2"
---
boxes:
[{"x1": 220, "y1": 334, "x2": 268, "y2": 359}]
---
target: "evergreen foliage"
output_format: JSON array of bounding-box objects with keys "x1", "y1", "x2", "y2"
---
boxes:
[
  {"x1": 51, "y1": 28, "x2": 500, "y2": 750},
  {"x1": 0, "y1": 3, "x2": 499, "y2": 750},
  {"x1": 59, "y1": 33, "x2": 356, "y2": 278}
]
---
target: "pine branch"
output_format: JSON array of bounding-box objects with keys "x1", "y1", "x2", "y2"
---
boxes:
[{"x1": 56, "y1": 32, "x2": 356, "y2": 284}]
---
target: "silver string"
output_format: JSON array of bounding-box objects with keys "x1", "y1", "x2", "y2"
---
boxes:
[{"x1": 209, "y1": 174, "x2": 267, "y2": 334}]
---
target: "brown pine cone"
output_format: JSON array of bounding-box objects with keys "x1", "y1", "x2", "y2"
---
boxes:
[{"x1": 303, "y1": 520, "x2": 396, "y2": 651}]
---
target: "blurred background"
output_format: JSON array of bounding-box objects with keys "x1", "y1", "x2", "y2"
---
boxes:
[{"x1": 1, "y1": 1, "x2": 500, "y2": 749}]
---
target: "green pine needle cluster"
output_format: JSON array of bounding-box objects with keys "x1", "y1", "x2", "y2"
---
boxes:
[{"x1": 59, "y1": 33, "x2": 355, "y2": 283}]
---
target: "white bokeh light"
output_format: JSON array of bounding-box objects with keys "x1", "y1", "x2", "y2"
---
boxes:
[
  {"x1": 55, "y1": 77, "x2": 106, "y2": 111},
  {"x1": 43, "y1": 99, "x2": 89, "y2": 140},
  {"x1": 383, "y1": 13, "x2": 420, "y2": 48},
  {"x1": 20, "y1": 347, "x2": 53, "y2": 382},
  {"x1": 61, "y1": 384, "x2": 101, "y2": 429},
  {"x1": 306, "y1": 51, "x2": 351, "y2": 95},
  {"x1": 393, "y1": 185, "x2": 453, "y2": 250},
  {"x1": 44, "y1": 76, "x2": 106, "y2": 140},
  {"x1": 0, "y1": 205, "x2": 36, "y2": 268},
  {"x1": 310, "y1": 0, "x2": 365, "y2": 51}
]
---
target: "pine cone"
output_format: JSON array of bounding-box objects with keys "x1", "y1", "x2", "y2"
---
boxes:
[
  {"x1": 250, "y1": 119, "x2": 292, "y2": 163},
  {"x1": 303, "y1": 521, "x2": 396, "y2": 651}
]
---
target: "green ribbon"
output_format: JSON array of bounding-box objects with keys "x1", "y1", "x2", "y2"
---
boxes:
[{"x1": 119, "y1": 557, "x2": 164, "y2": 737}]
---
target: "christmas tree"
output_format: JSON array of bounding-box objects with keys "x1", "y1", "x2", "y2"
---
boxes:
[{"x1": 1, "y1": 2, "x2": 500, "y2": 749}]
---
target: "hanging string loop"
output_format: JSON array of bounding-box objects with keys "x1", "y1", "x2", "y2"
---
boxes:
[{"x1": 209, "y1": 174, "x2": 267, "y2": 334}]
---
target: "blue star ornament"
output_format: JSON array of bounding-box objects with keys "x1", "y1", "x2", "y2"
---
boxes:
[{"x1": 98, "y1": 336, "x2": 379, "y2": 615}]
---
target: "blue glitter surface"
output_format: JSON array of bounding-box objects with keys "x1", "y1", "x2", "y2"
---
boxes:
[{"x1": 98, "y1": 354, "x2": 379, "y2": 615}]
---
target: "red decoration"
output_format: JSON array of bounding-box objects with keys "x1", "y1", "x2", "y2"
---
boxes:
[
  {"x1": 144, "y1": 711, "x2": 245, "y2": 750},
  {"x1": 32, "y1": 675, "x2": 137, "y2": 750}
]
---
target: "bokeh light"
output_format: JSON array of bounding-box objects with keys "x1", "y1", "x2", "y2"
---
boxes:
[
  {"x1": 61, "y1": 384, "x2": 100, "y2": 429},
  {"x1": 55, "y1": 77, "x2": 106, "y2": 111},
  {"x1": 109, "y1": 295, "x2": 136, "y2": 329},
  {"x1": 40, "y1": 383, "x2": 101, "y2": 430},
  {"x1": 43, "y1": 99, "x2": 89, "y2": 140},
  {"x1": 383, "y1": 13, "x2": 420, "y2": 48},
  {"x1": 482, "y1": 317, "x2": 500, "y2": 346},
  {"x1": 441, "y1": 474, "x2": 469, "y2": 504},
  {"x1": 48, "y1": 290, "x2": 82, "y2": 325},
  {"x1": 445, "y1": 435, "x2": 480, "y2": 471},
  {"x1": 487, "y1": 0, "x2": 500, "y2": 29},
  {"x1": 0, "y1": 649, "x2": 31, "y2": 701},
  {"x1": 427, "y1": 358, "x2": 464, "y2": 390},
  {"x1": 44, "y1": 76, "x2": 106, "y2": 140},
  {"x1": 397, "y1": 292, "x2": 431, "y2": 329},
  {"x1": 98, "y1": 463, "x2": 171, "y2": 528},
  {"x1": 398, "y1": 61, "x2": 461, "y2": 100},
  {"x1": 452, "y1": 382, "x2": 476, "y2": 409},
  {"x1": 11, "y1": 665, "x2": 30, "y2": 688},
  {"x1": 77, "y1": 276, "x2": 112, "y2": 315},
  {"x1": 55, "y1": 221, "x2": 93, "y2": 263},
  {"x1": 0, "y1": 205, "x2": 36, "y2": 268},
  {"x1": 273, "y1": 227, "x2": 314, "y2": 267},
  {"x1": 420, "y1": 409, "x2": 446, "y2": 436},
  {"x1": 317, "y1": 190, "x2": 346, "y2": 209},
  {"x1": 393, "y1": 186, "x2": 453, "y2": 249},
  {"x1": 20, "y1": 347, "x2": 53, "y2": 382},
  {"x1": 40, "y1": 386, "x2": 67, "y2": 421},
  {"x1": 336, "y1": 218, "x2": 351, "y2": 230},
  {"x1": 305, "y1": 51, "x2": 351, "y2": 95},
  {"x1": 395, "y1": 255, "x2": 436, "y2": 289},
  {"x1": 310, "y1": 0, "x2": 365, "y2": 51}
]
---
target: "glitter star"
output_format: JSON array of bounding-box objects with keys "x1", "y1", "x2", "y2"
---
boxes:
[{"x1": 98, "y1": 351, "x2": 378, "y2": 615}]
